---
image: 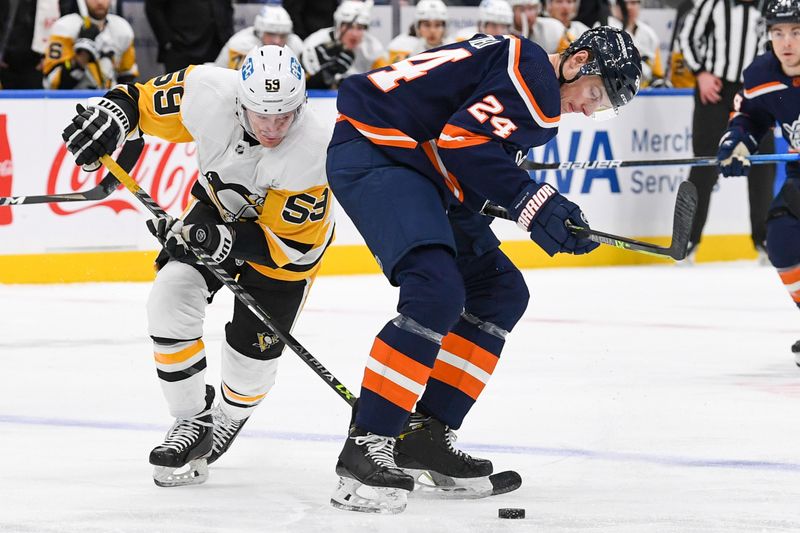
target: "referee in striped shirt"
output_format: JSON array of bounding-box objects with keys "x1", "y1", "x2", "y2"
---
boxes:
[{"x1": 679, "y1": 0, "x2": 774, "y2": 260}]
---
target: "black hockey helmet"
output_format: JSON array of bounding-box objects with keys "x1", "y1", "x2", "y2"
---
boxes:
[
  {"x1": 559, "y1": 26, "x2": 643, "y2": 114},
  {"x1": 764, "y1": 0, "x2": 800, "y2": 28}
]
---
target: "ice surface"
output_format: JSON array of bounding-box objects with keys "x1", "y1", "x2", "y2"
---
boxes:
[{"x1": 1, "y1": 262, "x2": 799, "y2": 532}]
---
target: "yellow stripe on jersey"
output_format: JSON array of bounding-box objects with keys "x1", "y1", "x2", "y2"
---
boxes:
[
  {"x1": 228, "y1": 50, "x2": 246, "y2": 70},
  {"x1": 249, "y1": 185, "x2": 334, "y2": 281},
  {"x1": 43, "y1": 35, "x2": 75, "y2": 76},
  {"x1": 121, "y1": 66, "x2": 196, "y2": 143},
  {"x1": 118, "y1": 41, "x2": 138, "y2": 77}
]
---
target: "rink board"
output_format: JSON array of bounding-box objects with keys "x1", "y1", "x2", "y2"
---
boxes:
[{"x1": 0, "y1": 90, "x2": 763, "y2": 283}]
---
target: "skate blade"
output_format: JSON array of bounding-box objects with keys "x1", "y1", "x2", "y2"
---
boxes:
[
  {"x1": 153, "y1": 458, "x2": 209, "y2": 488},
  {"x1": 405, "y1": 469, "x2": 521, "y2": 499},
  {"x1": 330, "y1": 476, "x2": 408, "y2": 514}
]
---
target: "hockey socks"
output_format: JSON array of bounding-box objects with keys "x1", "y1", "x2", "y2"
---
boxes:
[
  {"x1": 356, "y1": 316, "x2": 442, "y2": 436},
  {"x1": 416, "y1": 314, "x2": 506, "y2": 429}
]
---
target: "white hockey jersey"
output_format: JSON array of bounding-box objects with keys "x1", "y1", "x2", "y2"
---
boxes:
[
  {"x1": 44, "y1": 13, "x2": 137, "y2": 89},
  {"x1": 527, "y1": 17, "x2": 571, "y2": 54},
  {"x1": 301, "y1": 27, "x2": 386, "y2": 81},
  {"x1": 214, "y1": 27, "x2": 304, "y2": 70},
  {"x1": 114, "y1": 65, "x2": 334, "y2": 281},
  {"x1": 383, "y1": 33, "x2": 453, "y2": 64}
]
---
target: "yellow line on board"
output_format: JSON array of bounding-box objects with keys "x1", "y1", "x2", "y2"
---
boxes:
[{"x1": 0, "y1": 235, "x2": 763, "y2": 284}]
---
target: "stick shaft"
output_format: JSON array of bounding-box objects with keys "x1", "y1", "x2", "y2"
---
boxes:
[
  {"x1": 99, "y1": 154, "x2": 358, "y2": 407},
  {"x1": 521, "y1": 153, "x2": 800, "y2": 171}
]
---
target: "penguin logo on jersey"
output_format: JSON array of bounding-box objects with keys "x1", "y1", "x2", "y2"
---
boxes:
[
  {"x1": 204, "y1": 171, "x2": 264, "y2": 222},
  {"x1": 782, "y1": 115, "x2": 800, "y2": 150},
  {"x1": 254, "y1": 331, "x2": 280, "y2": 352}
]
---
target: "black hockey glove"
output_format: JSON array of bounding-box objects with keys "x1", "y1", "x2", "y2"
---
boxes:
[
  {"x1": 62, "y1": 101, "x2": 130, "y2": 171},
  {"x1": 315, "y1": 42, "x2": 355, "y2": 77},
  {"x1": 509, "y1": 182, "x2": 599, "y2": 256},
  {"x1": 146, "y1": 216, "x2": 234, "y2": 264}
]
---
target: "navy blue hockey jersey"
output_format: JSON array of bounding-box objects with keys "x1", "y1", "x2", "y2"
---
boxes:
[
  {"x1": 330, "y1": 34, "x2": 562, "y2": 211},
  {"x1": 730, "y1": 52, "x2": 800, "y2": 180}
]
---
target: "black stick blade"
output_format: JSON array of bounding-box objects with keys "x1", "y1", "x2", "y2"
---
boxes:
[{"x1": 668, "y1": 181, "x2": 699, "y2": 260}]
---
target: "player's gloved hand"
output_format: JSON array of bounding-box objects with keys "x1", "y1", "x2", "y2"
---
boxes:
[
  {"x1": 146, "y1": 216, "x2": 234, "y2": 264},
  {"x1": 62, "y1": 100, "x2": 130, "y2": 171},
  {"x1": 509, "y1": 182, "x2": 599, "y2": 256},
  {"x1": 717, "y1": 127, "x2": 757, "y2": 178},
  {"x1": 314, "y1": 42, "x2": 355, "y2": 76},
  {"x1": 73, "y1": 38, "x2": 100, "y2": 62}
]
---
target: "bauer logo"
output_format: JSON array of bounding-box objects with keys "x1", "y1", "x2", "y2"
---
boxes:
[
  {"x1": 0, "y1": 114, "x2": 13, "y2": 225},
  {"x1": 242, "y1": 58, "x2": 254, "y2": 80}
]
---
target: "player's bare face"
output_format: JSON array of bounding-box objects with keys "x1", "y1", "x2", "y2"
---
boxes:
[
  {"x1": 246, "y1": 109, "x2": 295, "y2": 147},
  {"x1": 770, "y1": 23, "x2": 800, "y2": 71},
  {"x1": 548, "y1": 0, "x2": 577, "y2": 26},
  {"x1": 261, "y1": 33, "x2": 288, "y2": 47},
  {"x1": 624, "y1": 0, "x2": 641, "y2": 25},
  {"x1": 86, "y1": 0, "x2": 110, "y2": 19},
  {"x1": 418, "y1": 20, "x2": 445, "y2": 47},
  {"x1": 559, "y1": 75, "x2": 613, "y2": 117},
  {"x1": 481, "y1": 22, "x2": 512, "y2": 35},
  {"x1": 340, "y1": 24, "x2": 367, "y2": 50},
  {"x1": 514, "y1": 4, "x2": 540, "y2": 28}
]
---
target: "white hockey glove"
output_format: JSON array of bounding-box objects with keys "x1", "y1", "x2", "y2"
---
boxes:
[
  {"x1": 61, "y1": 100, "x2": 130, "y2": 171},
  {"x1": 146, "y1": 216, "x2": 234, "y2": 264}
]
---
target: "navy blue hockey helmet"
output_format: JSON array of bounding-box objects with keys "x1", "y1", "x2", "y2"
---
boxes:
[
  {"x1": 764, "y1": 0, "x2": 800, "y2": 28},
  {"x1": 560, "y1": 26, "x2": 643, "y2": 114}
]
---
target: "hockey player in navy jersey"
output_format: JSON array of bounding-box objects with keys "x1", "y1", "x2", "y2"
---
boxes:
[
  {"x1": 716, "y1": 0, "x2": 800, "y2": 364},
  {"x1": 326, "y1": 27, "x2": 642, "y2": 513}
]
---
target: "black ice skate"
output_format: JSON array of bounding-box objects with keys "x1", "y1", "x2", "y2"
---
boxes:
[
  {"x1": 395, "y1": 413, "x2": 521, "y2": 499},
  {"x1": 149, "y1": 385, "x2": 215, "y2": 487},
  {"x1": 792, "y1": 340, "x2": 800, "y2": 367},
  {"x1": 330, "y1": 427, "x2": 415, "y2": 514},
  {"x1": 207, "y1": 405, "x2": 249, "y2": 465}
]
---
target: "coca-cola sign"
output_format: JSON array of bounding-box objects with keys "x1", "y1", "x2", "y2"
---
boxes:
[{"x1": 47, "y1": 139, "x2": 200, "y2": 217}]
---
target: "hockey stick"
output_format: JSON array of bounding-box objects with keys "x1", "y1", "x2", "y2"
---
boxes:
[
  {"x1": 0, "y1": 139, "x2": 144, "y2": 206},
  {"x1": 98, "y1": 153, "x2": 358, "y2": 407},
  {"x1": 520, "y1": 153, "x2": 800, "y2": 171},
  {"x1": 481, "y1": 180, "x2": 699, "y2": 261}
]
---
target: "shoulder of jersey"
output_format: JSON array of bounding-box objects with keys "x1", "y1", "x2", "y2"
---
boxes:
[
  {"x1": 388, "y1": 34, "x2": 419, "y2": 51},
  {"x1": 516, "y1": 37, "x2": 561, "y2": 119},
  {"x1": 230, "y1": 27, "x2": 259, "y2": 50},
  {"x1": 182, "y1": 65, "x2": 238, "y2": 119},
  {"x1": 742, "y1": 52, "x2": 788, "y2": 97},
  {"x1": 106, "y1": 14, "x2": 134, "y2": 36},
  {"x1": 50, "y1": 14, "x2": 84, "y2": 36},
  {"x1": 294, "y1": 110, "x2": 331, "y2": 153},
  {"x1": 303, "y1": 27, "x2": 334, "y2": 48},
  {"x1": 359, "y1": 32, "x2": 386, "y2": 57}
]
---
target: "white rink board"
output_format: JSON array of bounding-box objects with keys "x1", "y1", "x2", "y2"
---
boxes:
[{"x1": 0, "y1": 91, "x2": 751, "y2": 256}]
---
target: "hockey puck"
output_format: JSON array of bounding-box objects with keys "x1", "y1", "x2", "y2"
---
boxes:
[{"x1": 498, "y1": 508, "x2": 525, "y2": 519}]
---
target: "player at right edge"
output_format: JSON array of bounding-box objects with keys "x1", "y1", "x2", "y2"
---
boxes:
[
  {"x1": 326, "y1": 28, "x2": 642, "y2": 513},
  {"x1": 715, "y1": 0, "x2": 800, "y2": 362}
]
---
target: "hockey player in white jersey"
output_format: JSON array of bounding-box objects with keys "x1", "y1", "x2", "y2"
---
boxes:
[
  {"x1": 215, "y1": 4, "x2": 303, "y2": 70},
  {"x1": 508, "y1": 0, "x2": 570, "y2": 53},
  {"x1": 43, "y1": 0, "x2": 137, "y2": 89},
  {"x1": 454, "y1": 0, "x2": 514, "y2": 41},
  {"x1": 547, "y1": 0, "x2": 590, "y2": 52},
  {"x1": 384, "y1": 0, "x2": 450, "y2": 65},
  {"x1": 300, "y1": 0, "x2": 386, "y2": 89},
  {"x1": 608, "y1": 0, "x2": 664, "y2": 85},
  {"x1": 60, "y1": 45, "x2": 334, "y2": 487}
]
